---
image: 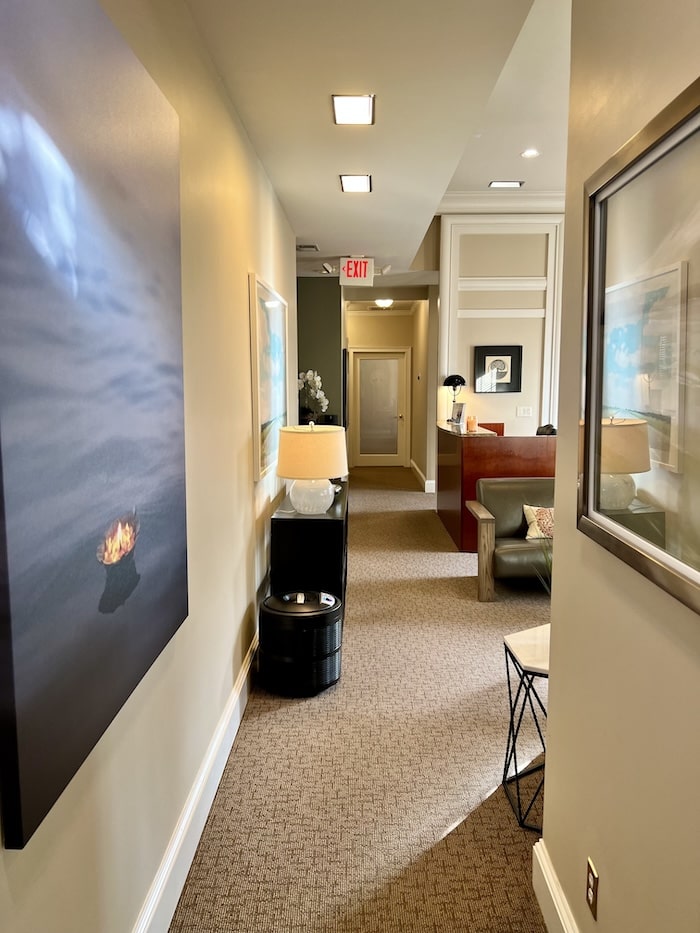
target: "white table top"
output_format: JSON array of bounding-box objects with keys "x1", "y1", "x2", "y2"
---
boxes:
[{"x1": 504, "y1": 623, "x2": 550, "y2": 675}]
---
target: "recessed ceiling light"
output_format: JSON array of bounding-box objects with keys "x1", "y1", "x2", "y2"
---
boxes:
[
  {"x1": 521, "y1": 148, "x2": 540, "y2": 159},
  {"x1": 332, "y1": 94, "x2": 375, "y2": 125},
  {"x1": 488, "y1": 180, "x2": 524, "y2": 188},
  {"x1": 374, "y1": 298, "x2": 394, "y2": 309},
  {"x1": 340, "y1": 174, "x2": 372, "y2": 193}
]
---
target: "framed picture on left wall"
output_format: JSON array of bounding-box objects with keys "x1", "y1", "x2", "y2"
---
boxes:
[
  {"x1": 249, "y1": 274, "x2": 288, "y2": 479},
  {"x1": 0, "y1": 0, "x2": 188, "y2": 848}
]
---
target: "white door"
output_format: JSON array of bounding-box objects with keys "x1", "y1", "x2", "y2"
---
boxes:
[{"x1": 349, "y1": 350, "x2": 410, "y2": 467}]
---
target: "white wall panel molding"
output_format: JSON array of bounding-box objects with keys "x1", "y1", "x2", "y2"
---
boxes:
[
  {"x1": 458, "y1": 276, "x2": 548, "y2": 291},
  {"x1": 439, "y1": 213, "x2": 564, "y2": 427},
  {"x1": 458, "y1": 308, "x2": 546, "y2": 319}
]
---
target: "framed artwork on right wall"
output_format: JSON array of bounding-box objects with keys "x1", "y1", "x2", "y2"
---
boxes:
[{"x1": 578, "y1": 75, "x2": 700, "y2": 618}]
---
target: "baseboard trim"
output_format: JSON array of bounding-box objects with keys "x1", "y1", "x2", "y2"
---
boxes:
[
  {"x1": 410, "y1": 459, "x2": 435, "y2": 493},
  {"x1": 533, "y1": 839, "x2": 580, "y2": 933},
  {"x1": 133, "y1": 634, "x2": 258, "y2": 933}
]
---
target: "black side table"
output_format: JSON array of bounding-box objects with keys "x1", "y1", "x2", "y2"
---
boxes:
[
  {"x1": 601, "y1": 498, "x2": 666, "y2": 549},
  {"x1": 261, "y1": 484, "x2": 349, "y2": 695},
  {"x1": 269, "y1": 482, "x2": 348, "y2": 609},
  {"x1": 502, "y1": 624, "x2": 550, "y2": 833}
]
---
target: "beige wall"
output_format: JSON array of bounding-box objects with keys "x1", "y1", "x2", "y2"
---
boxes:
[
  {"x1": 410, "y1": 216, "x2": 440, "y2": 272},
  {"x1": 0, "y1": 2, "x2": 296, "y2": 931},
  {"x1": 458, "y1": 233, "x2": 548, "y2": 277},
  {"x1": 411, "y1": 301, "x2": 430, "y2": 478},
  {"x1": 346, "y1": 312, "x2": 414, "y2": 348},
  {"x1": 456, "y1": 317, "x2": 544, "y2": 435},
  {"x1": 541, "y1": 2, "x2": 700, "y2": 931}
]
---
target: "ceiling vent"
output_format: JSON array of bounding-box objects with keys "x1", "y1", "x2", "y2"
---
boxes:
[{"x1": 296, "y1": 243, "x2": 320, "y2": 252}]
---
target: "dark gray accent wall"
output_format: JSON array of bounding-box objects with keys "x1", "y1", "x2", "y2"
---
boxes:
[{"x1": 296, "y1": 277, "x2": 343, "y2": 424}]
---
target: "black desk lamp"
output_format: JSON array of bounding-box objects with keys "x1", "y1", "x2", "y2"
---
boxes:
[{"x1": 443, "y1": 374, "x2": 466, "y2": 401}]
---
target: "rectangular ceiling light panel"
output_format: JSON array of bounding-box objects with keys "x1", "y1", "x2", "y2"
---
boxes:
[
  {"x1": 488, "y1": 180, "x2": 524, "y2": 188},
  {"x1": 332, "y1": 94, "x2": 375, "y2": 125},
  {"x1": 340, "y1": 174, "x2": 372, "y2": 193}
]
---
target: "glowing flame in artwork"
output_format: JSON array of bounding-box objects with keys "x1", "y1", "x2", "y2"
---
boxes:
[{"x1": 97, "y1": 512, "x2": 139, "y2": 565}]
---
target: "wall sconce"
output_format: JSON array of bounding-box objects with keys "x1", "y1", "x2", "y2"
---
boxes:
[
  {"x1": 599, "y1": 417, "x2": 651, "y2": 510},
  {"x1": 277, "y1": 424, "x2": 349, "y2": 514},
  {"x1": 442, "y1": 374, "x2": 466, "y2": 401}
]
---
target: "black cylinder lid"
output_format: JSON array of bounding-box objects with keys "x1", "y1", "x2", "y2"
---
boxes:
[{"x1": 263, "y1": 591, "x2": 340, "y2": 614}]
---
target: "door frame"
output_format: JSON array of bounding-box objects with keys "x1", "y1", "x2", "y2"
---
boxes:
[{"x1": 348, "y1": 347, "x2": 412, "y2": 468}]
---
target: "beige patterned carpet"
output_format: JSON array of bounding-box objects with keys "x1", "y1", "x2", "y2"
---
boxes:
[{"x1": 170, "y1": 468, "x2": 549, "y2": 932}]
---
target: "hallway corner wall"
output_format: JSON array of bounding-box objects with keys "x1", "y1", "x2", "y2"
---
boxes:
[{"x1": 541, "y1": 2, "x2": 700, "y2": 931}]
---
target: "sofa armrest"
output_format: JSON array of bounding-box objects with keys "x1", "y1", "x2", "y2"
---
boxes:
[{"x1": 466, "y1": 500, "x2": 496, "y2": 602}]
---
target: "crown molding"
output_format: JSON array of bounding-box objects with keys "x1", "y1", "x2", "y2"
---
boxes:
[{"x1": 438, "y1": 189, "x2": 565, "y2": 214}]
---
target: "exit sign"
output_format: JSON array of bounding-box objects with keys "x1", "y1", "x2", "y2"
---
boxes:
[{"x1": 339, "y1": 257, "x2": 374, "y2": 286}]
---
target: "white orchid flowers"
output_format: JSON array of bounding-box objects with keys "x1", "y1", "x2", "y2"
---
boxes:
[{"x1": 298, "y1": 369, "x2": 329, "y2": 413}]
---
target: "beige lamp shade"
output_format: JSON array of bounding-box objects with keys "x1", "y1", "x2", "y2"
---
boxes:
[
  {"x1": 599, "y1": 418, "x2": 651, "y2": 474},
  {"x1": 277, "y1": 425, "x2": 349, "y2": 480}
]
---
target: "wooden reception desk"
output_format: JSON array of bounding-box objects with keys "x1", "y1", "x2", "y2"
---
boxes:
[{"x1": 437, "y1": 422, "x2": 556, "y2": 552}]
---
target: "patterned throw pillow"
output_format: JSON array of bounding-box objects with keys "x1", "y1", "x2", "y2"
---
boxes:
[{"x1": 523, "y1": 504, "x2": 554, "y2": 539}]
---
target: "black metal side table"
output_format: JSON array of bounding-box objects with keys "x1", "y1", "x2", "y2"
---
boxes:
[{"x1": 502, "y1": 623, "x2": 550, "y2": 832}]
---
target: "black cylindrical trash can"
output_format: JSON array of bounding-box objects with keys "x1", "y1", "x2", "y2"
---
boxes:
[{"x1": 258, "y1": 591, "x2": 343, "y2": 696}]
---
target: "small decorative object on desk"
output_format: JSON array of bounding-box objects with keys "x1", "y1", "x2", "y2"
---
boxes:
[
  {"x1": 450, "y1": 401, "x2": 465, "y2": 425},
  {"x1": 298, "y1": 369, "x2": 329, "y2": 423},
  {"x1": 466, "y1": 415, "x2": 477, "y2": 432}
]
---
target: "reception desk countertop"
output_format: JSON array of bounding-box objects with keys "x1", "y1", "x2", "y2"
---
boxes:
[{"x1": 437, "y1": 421, "x2": 496, "y2": 437}]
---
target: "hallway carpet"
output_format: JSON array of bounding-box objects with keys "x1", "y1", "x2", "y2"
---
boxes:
[{"x1": 170, "y1": 468, "x2": 548, "y2": 932}]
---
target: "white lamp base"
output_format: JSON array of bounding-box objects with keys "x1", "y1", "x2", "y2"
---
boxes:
[
  {"x1": 289, "y1": 478, "x2": 335, "y2": 514},
  {"x1": 599, "y1": 473, "x2": 636, "y2": 510}
]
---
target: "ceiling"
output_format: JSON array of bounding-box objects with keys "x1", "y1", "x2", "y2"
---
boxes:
[{"x1": 185, "y1": 0, "x2": 571, "y2": 283}]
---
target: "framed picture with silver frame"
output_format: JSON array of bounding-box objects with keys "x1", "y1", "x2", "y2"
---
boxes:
[{"x1": 579, "y1": 76, "x2": 700, "y2": 616}]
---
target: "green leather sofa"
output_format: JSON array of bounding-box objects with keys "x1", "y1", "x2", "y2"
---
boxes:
[{"x1": 466, "y1": 476, "x2": 554, "y2": 601}]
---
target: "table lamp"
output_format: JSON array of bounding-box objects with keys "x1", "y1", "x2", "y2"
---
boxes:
[
  {"x1": 277, "y1": 424, "x2": 349, "y2": 514},
  {"x1": 599, "y1": 417, "x2": 651, "y2": 510}
]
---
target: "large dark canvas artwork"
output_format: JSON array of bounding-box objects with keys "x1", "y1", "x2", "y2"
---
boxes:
[{"x1": 0, "y1": 0, "x2": 188, "y2": 847}]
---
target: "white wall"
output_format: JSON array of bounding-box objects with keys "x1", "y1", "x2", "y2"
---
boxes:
[
  {"x1": 539, "y1": 2, "x2": 700, "y2": 931},
  {"x1": 456, "y1": 316, "x2": 544, "y2": 435},
  {"x1": 0, "y1": 1, "x2": 296, "y2": 930}
]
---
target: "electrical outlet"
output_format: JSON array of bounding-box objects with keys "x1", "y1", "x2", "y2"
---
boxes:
[
  {"x1": 586, "y1": 858, "x2": 599, "y2": 920},
  {"x1": 516, "y1": 405, "x2": 533, "y2": 417}
]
